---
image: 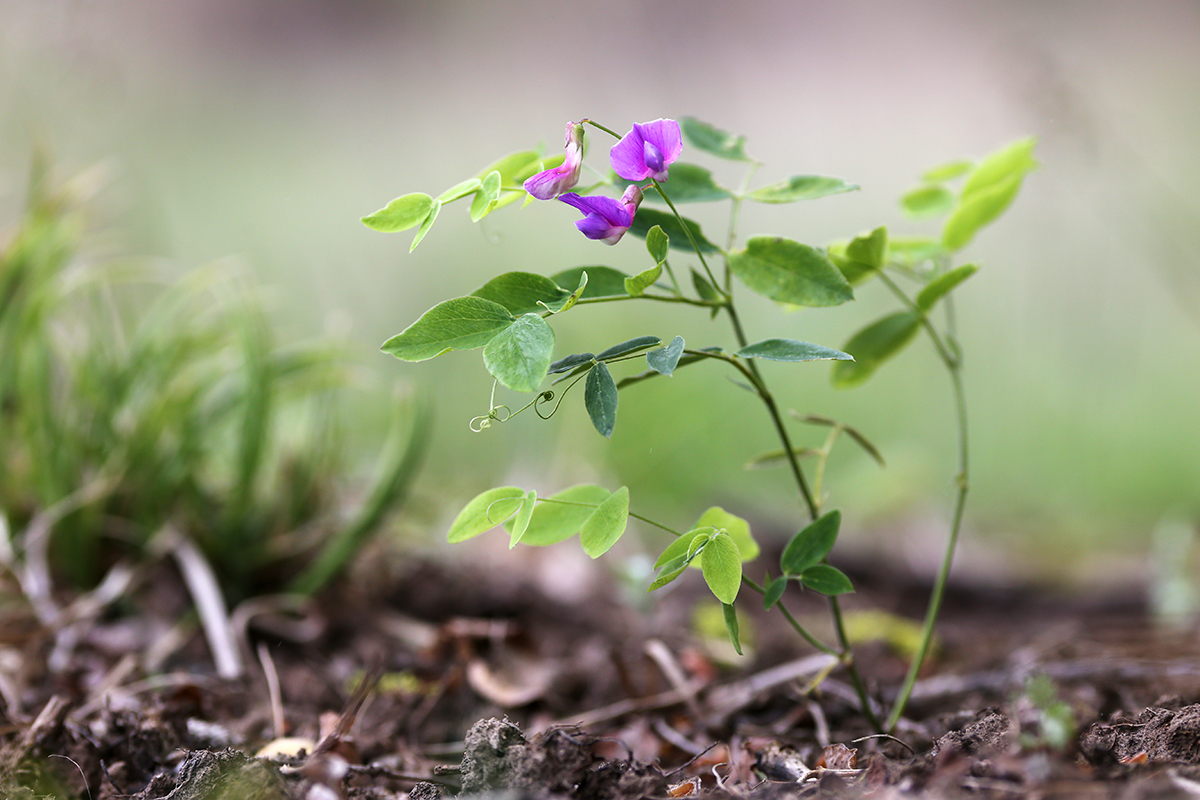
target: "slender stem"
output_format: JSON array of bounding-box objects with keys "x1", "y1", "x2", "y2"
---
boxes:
[
  {"x1": 742, "y1": 576, "x2": 837, "y2": 656},
  {"x1": 648, "y1": 178, "x2": 724, "y2": 293}
]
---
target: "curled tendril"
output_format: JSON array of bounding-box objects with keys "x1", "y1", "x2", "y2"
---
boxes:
[
  {"x1": 534, "y1": 390, "x2": 565, "y2": 420},
  {"x1": 469, "y1": 404, "x2": 511, "y2": 432}
]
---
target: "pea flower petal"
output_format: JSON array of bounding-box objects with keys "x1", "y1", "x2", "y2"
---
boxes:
[
  {"x1": 610, "y1": 118, "x2": 683, "y2": 182},
  {"x1": 559, "y1": 185, "x2": 643, "y2": 245},
  {"x1": 524, "y1": 122, "x2": 586, "y2": 200}
]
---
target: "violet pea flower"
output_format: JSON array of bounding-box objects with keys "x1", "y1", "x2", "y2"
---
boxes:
[
  {"x1": 523, "y1": 121, "x2": 585, "y2": 200},
  {"x1": 558, "y1": 185, "x2": 644, "y2": 245},
  {"x1": 609, "y1": 118, "x2": 683, "y2": 182}
]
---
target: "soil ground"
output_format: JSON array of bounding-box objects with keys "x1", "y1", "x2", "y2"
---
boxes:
[{"x1": 3, "y1": 541, "x2": 1200, "y2": 799}]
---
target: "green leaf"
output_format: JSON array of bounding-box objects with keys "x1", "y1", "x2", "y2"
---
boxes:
[
  {"x1": 508, "y1": 490, "x2": 537, "y2": 548},
  {"x1": 470, "y1": 170, "x2": 502, "y2": 222},
  {"x1": 482, "y1": 313, "x2": 555, "y2": 393},
  {"x1": 513, "y1": 484, "x2": 613, "y2": 546},
  {"x1": 827, "y1": 242, "x2": 876, "y2": 287},
  {"x1": 580, "y1": 485, "x2": 629, "y2": 558},
  {"x1": 617, "y1": 162, "x2": 733, "y2": 202},
  {"x1": 747, "y1": 175, "x2": 859, "y2": 204},
  {"x1": 624, "y1": 263, "x2": 663, "y2": 296},
  {"x1": 584, "y1": 362, "x2": 618, "y2": 437},
  {"x1": 447, "y1": 486, "x2": 526, "y2": 543},
  {"x1": 596, "y1": 335, "x2": 662, "y2": 361},
  {"x1": 781, "y1": 509, "x2": 841, "y2": 576},
  {"x1": 437, "y1": 178, "x2": 482, "y2": 203},
  {"x1": 477, "y1": 149, "x2": 542, "y2": 183},
  {"x1": 472, "y1": 272, "x2": 571, "y2": 316},
  {"x1": 831, "y1": 311, "x2": 922, "y2": 388},
  {"x1": 646, "y1": 225, "x2": 669, "y2": 264},
  {"x1": 943, "y1": 137, "x2": 1037, "y2": 251},
  {"x1": 409, "y1": 200, "x2": 441, "y2": 251},
  {"x1": 922, "y1": 159, "x2": 974, "y2": 182},
  {"x1": 736, "y1": 338, "x2": 853, "y2": 363},
  {"x1": 361, "y1": 192, "x2": 435, "y2": 232},
  {"x1": 648, "y1": 559, "x2": 690, "y2": 592},
  {"x1": 548, "y1": 352, "x2": 595, "y2": 374},
  {"x1": 901, "y1": 185, "x2": 956, "y2": 218},
  {"x1": 693, "y1": 506, "x2": 758, "y2": 562},
  {"x1": 654, "y1": 529, "x2": 711, "y2": 569},
  {"x1": 887, "y1": 237, "x2": 943, "y2": 268},
  {"x1": 550, "y1": 270, "x2": 589, "y2": 313},
  {"x1": 727, "y1": 236, "x2": 854, "y2": 307},
  {"x1": 647, "y1": 335, "x2": 685, "y2": 376},
  {"x1": 628, "y1": 208, "x2": 720, "y2": 254},
  {"x1": 722, "y1": 603, "x2": 743, "y2": 656},
  {"x1": 916, "y1": 263, "x2": 979, "y2": 312},
  {"x1": 550, "y1": 266, "x2": 630, "y2": 298},
  {"x1": 763, "y1": 575, "x2": 788, "y2": 609},
  {"x1": 846, "y1": 226, "x2": 888, "y2": 270},
  {"x1": 381, "y1": 297, "x2": 515, "y2": 362},
  {"x1": 701, "y1": 532, "x2": 741, "y2": 604},
  {"x1": 800, "y1": 564, "x2": 854, "y2": 596},
  {"x1": 690, "y1": 268, "x2": 722, "y2": 303},
  {"x1": 743, "y1": 446, "x2": 819, "y2": 470},
  {"x1": 681, "y1": 117, "x2": 752, "y2": 161}
]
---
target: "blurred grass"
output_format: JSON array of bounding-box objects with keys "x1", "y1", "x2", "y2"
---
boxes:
[{"x1": 0, "y1": 158, "x2": 424, "y2": 599}]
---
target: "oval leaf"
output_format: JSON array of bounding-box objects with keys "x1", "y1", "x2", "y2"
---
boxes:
[
  {"x1": 550, "y1": 266, "x2": 630, "y2": 298},
  {"x1": 548, "y1": 352, "x2": 595, "y2": 374},
  {"x1": 747, "y1": 175, "x2": 859, "y2": 204},
  {"x1": 361, "y1": 192, "x2": 435, "y2": 232},
  {"x1": 901, "y1": 184, "x2": 956, "y2": 219},
  {"x1": 580, "y1": 485, "x2": 629, "y2": 558},
  {"x1": 692, "y1": 506, "x2": 759, "y2": 563},
  {"x1": 382, "y1": 297, "x2": 515, "y2": 362},
  {"x1": 846, "y1": 226, "x2": 888, "y2": 270},
  {"x1": 447, "y1": 486, "x2": 526, "y2": 543},
  {"x1": 646, "y1": 225, "x2": 670, "y2": 264},
  {"x1": 470, "y1": 170, "x2": 503, "y2": 222},
  {"x1": 654, "y1": 528, "x2": 711, "y2": 570},
  {"x1": 472, "y1": 272, "x2": 571, "y2": 315},
  {"x1": 513, "y1": 484, "x2": 613, "y2": 546},
  {"x1": 624, "y1": 263, "x2": 663, "y2": 297},
  {"x1": 584, "y1": 362, "x2": 618, "y2": 438},
  {"x1": 736, "y1": 338, "x2": 853, "y2": 363},
  {"x1": 916, "y1": 263, "x2": 979, "y2": 312},
  {"x1": 508, "y1": 490, "x2": 537, "y2": 548},
  {"x1": 763, "y1": 575, "x2": 788, "y2": 610},
  {"x1": 628, "y1": 208, "x2": 720, "y2": 254},
  {"x1": 617, "y1": 162, "x2": 733, "y2": 203},
  {"x1": 727, "y1": 237, "x2": 854, "y2": 307},
  {"x1": 681, "y1": 117, "x2": 751, "y2": 161},
  {"x1": 596, "y1": 335, "x2": 663, "y2": 361},
  {"x1": 438, "y1": 178, "x2": 483, "y2": 203},
  {"x1": 781, "y1": 509, "x2": 841, "y2": 576},
  {"x1": 922, "y1": 159, "x2": 975, "y2": 182},
  {"x1": 647, "y1": 335, "x2": 685, "y2": 376},
  {"x1": 701, "y1": 532, "x2": 742, "y2": 604},
  {"x1": 482, "y1": 313, "x2": 555, "y2": 393},
  {"x1": 830, "y1": 311, "x2": 922, "y2": 388},
  {"x1": 800, "y1": 564, "x2": 854, "y2": 596}
]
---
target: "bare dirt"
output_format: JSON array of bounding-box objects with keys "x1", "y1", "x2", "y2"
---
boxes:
[{"x1": 4, "y1": 545, "x2": 1200, "y2": 799}]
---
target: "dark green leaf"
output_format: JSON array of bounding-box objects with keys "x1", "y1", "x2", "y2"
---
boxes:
[
  {"x1": 916, "y1": 263, "x2": 979, "y2": 312},
  {"x1": 727, "y1": 236, "x2": 854, "y2": 307},
  {"x1": 548, "y1": 352, "x2": 595, "y2": 374},
  {"x1": 831, "y1": 311, "x2": 922, "y2": 388},
  {"x1": 647, "y1": 335, "x2": 685, "y2": 376},
  {"x1": 482, "y1": 313, "x2": 555, "y2": 393},
  {"x1": 628, "y1": 208, "x2": 720, "y2": 254},
  {"x1": 901, "y1": 185, "x2": 956, "y2": 218},
  {"x1": 381, "y1": 297, "x2": 515, "y2": 362},
  {"x1": 472, "y1": 272, "x2": 571, "y2": 315},
  {"x1": 800, "y1": 564, "x2": 854, "y2": 596},
  {"x1": 512, "y1": 484, "x2": 612, "y2": 546},
  {"x1": 550, "y1": 266, "x2": 630, "y2": 298},
  {"x1": 362, "y1": 192, "x2": 435, "y2": 232},
  {"x1": 646, "y1": 225, "x2": 669, "y2": 264},
  {"x1": 579, "y1": 485, "x2": 629, "y2": 558},
  {"x1": 690, "y1": 268, "x2": 722, "y2": 302},
  {"x1": 736, "y1": 338, "x2": 853, "y2": 363},
  {"x1": 701, "y1": 532, "x2": 741, "y2": 604},
  {"x1": 681, "y1": 117, "x2": 752, "y2": 161},
  {"x1": 447, "y1": 486, "x2": 526, "y2": 543},
  {"x1": 763, "y1": 575, "x2": 788, "y2": 609},
  {"x1": 723, "y1": 603, "x2": 743, "y2": 656},
  {"x1": 747, "y1": 175, "x2": 859, "y2": 204},
  {"x1": 617, "y1": 162, "x2": 733, "y2": 202},
  {"x1": 596, "y1": 335, "x2": 663, "y2": 361},
  {"x1": 584, "y1": 362, "x2": 618, "y2": 437},
  {"x1": 781, "y1": 510, "x2": 841, "y2": 576},
  {"x1": 508, "y1": 490, "x2": 537, "y2": 548}
]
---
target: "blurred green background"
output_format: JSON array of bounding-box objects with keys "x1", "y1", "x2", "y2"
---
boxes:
[{"x1": 3, "y1": 0, "x2": 1197, "y2": 585}]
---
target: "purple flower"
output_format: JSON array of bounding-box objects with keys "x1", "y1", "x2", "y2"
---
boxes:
[
  {"x1": 610, "y1": 119, "x2": 683, "y2": 182},
  {"x1": 559, "y1": 185, "x2": 644, "y2": 245},
  {"x1": 523, "y1": 121, "x2": 585, "y2": 200}
]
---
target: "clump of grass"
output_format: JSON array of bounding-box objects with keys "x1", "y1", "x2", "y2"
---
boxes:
[{"x1": 0, "y1": 158, "x2": 424, "y2": 606}]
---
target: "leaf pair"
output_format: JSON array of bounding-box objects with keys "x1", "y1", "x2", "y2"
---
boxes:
[
  {"x1": 648, "y1": 507, "x2": 759, "y2": 604},
  {"x1": 764, "y1": 510, "x2": 854, "y2": 606}
]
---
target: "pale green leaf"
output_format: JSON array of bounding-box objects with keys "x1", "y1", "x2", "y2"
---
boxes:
[
  {"x1": 727, "y1": 237, "x2": 854, "y2": 307},
  {"x1": 508, "y1": 490, "x2": 537, "y2": 548},
  {"x1": 580, "y1": 485, "x2": 629, "y2": 558},
  {"x1": 408, "y1": 200, "x2": 441, "y2": 252},
  {"x1": 646, "y1": 335, "x2": 685, "y2": 376},
  {"x1": 447, "y1": 486, "x2": 526, "y2": 543},
  {"x1": 628, "y1": 208, "x2": 720, "y2": 253},
  {"x1": 723, "y1": 603, "x2": 743, "y2": 655},
  {"x1": 437, "y1": 178, "x2": 482, "y2": 203},
  {"x1": 922, "y1": 159, "x2": 974, "y2": 182},
  {"x1": 681, "y1": 117, "x2": 752, "y2": 161},
  {"x1": 513, "y1": 484, "x2": 612, "y2": 546},
  {"x1": 361, "y1": 192, "x2": 435, "y2": 232},
  {"x1": 653, "y1": 529, "x2": 711, "y2": 569},
  {"x1": 482, "y1": 313, "x2": 555, "y2": 393},
  {"x1": 701, "y1": 532, "x2": 742, "y2": 604},
  {"x1": 381, "y1": 297, "x2": 515, "y2": 362},
  {"x1": 550, "y1": 266, "x2": 630, "y2": 298},
  {"x1": 831, "y1": 311, "x2": 922, "y2": 388},
  {"x1": 916, "y1": 263, "x2": 979, "y2": 312},
  {"x1": 693, "y1": 506, "x2": 758, "y2": 563},
  {"x1": 747, "y1": 175, "x2": 858, "y2": 204},
  {"x1": 901, "y1": 185, "x2": 956, "y2": 218},
  {"x1": 624, "y1": 263, "x2": 663, "y2": 296},
  {"x1": 617, "y1": 162, "x2": 733, "y2": 202},
  {"x1": 470, "y1": 170, "x2": 502, "y2": 222},
  {"x1": 646, "y1": 225, "x2": 669, "y2": 264},
  {"x1": 846, "y1": 226, "x2": 888, "y2": 270}
]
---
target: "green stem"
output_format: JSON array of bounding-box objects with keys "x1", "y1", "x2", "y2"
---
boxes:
[
  {"x1": 648, "y1": 178, "x2": 723, "y2": 294},
  {"x1": 742, "y1": 576, "x2": 837, "y2": 655}
]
